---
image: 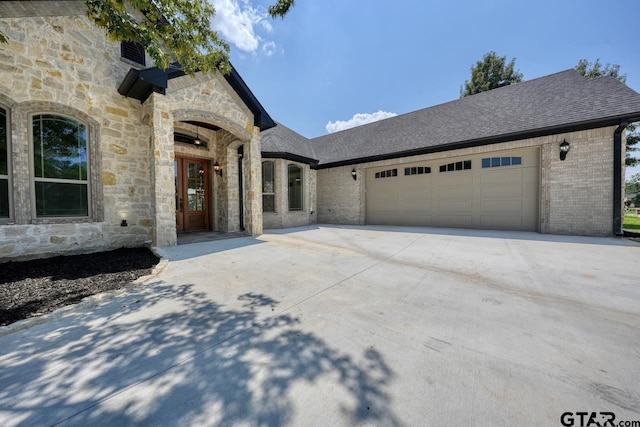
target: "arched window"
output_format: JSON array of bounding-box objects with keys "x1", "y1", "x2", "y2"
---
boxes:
[
  {"x1": 32, "y1": 114, "x2": 89, "y2": 217},
  {"x1": 0, "y1": 107, "x2": 9, "y2": 218},
  {"x1": 262, "y1": 161, "x2": 275, "y2": 212},
  {"x1": 288, "y1": 164, "x2": 303, "y2": 211}
]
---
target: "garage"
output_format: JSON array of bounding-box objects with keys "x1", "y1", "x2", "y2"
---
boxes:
[{"x1": 365, "y1": 148, "x2": 539, "y2": 231}]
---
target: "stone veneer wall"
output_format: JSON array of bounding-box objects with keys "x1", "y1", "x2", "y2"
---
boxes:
[
  {"x1": 0, "y1": 13, "x2": 263, "y2": 260},
  {"x1": 262, "y1": 159, "x2": 317, "y2": 229},
  {"x1": 317, "y1": 126, "x2": 619, "y2": 236},
  {"x1": 0, "y1": 14, "x2": 155, "y2": 260}
]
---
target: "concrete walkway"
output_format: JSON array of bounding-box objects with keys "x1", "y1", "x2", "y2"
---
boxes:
[{"x1": 1, "y1": 225, "x2": 639, "y2": 426}]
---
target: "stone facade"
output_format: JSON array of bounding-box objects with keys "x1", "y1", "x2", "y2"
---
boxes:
[
  {"x1": 0, "y1": 12, "x2": 263, "y2": 260},
  {"x1": 317, "y1": 126, "x2": 620, "y2": 236},
  {"x1": 262, "y1": 159, "x2": 317, "y2": 229}
]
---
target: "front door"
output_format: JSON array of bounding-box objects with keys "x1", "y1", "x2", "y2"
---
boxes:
[{"x1": 175, "y1": 157, "x2": 210, "y2": 232}]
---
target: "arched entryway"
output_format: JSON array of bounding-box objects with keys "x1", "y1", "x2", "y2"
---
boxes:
[{"x1": 171, "y1": 114, "x2": 252, "y2": 240}]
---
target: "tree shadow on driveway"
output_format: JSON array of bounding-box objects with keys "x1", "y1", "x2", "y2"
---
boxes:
[{"x1": 0, "y1": 282, "x2": 401, "y2": 426}]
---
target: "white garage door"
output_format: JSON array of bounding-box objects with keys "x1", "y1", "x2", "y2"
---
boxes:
[{"x1": 365, "y1": 148, "x2": 539, "y2": 231}]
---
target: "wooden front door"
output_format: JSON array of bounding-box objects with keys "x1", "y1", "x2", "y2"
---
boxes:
[{"x1": 175, "y1": 157, "x2": 210, "y2": 232}]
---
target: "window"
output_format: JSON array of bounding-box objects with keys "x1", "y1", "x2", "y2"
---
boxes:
[
  {"x1": 481, "y1": 156, "x2": 522, "y2": 168},
  {"x1": 288, "y1": 164, "x2": 303, "y2": 211},
  {"x1": 32, "y1": 114, "x2": 89, "y2": 217},
  {"x1": 374, "y1": 168, "x2": 398, "y2": 179},
  {"x1": 121, "y1": 41, "x2": 146, "y2": 66},
  {"x1": 439, "y1": 160, "x2": 471, "y2": 172},
  {"x1": 262, "y1": 161, "x2": 275, "y2": 212},
  {"x1": 0, "y1": 107, "x2": 8, "y2": 218},
  {"x1": 404, "y1": 166, "x2": 431, "y2": 176}
]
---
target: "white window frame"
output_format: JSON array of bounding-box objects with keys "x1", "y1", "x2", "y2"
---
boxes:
[
  {"x1": 262, "y1": 160, "x2": 276, "y2": 213},
  {"x1": 29, "y1": 113, "x2": 91, "y2": 219},
  {"x1": 288, "y1": 163, "x2": 303, "y2": 212}
]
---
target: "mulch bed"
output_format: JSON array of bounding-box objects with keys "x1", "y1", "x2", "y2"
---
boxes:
[{"x1": 0, "y1": 247, "x2": 160, "y2": 327}]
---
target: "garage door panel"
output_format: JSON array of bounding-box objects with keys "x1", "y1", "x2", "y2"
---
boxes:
[
  {"x1": 437, "y1": 185, "x2": 473, "y2": 199},
  {"x1": 480, "y1": 199, "x2": 523, "y2": 213},
  {"x1": 480, "y1": 168, "x2": 523, "y2": 184},
  {"x1": 480, "y1": 215, "x2": 523, "y2": 229},
  {"x1": 481, "y1": 184, "x2": 523, "y2": 198},
  {"x1": 401, "y1": 214, "x2": 434, "y2": 226},
  {"x1": 439, "y1": 173, "x2": 473, "y2": 186},
  {"x1": 439, "y1": 215, "x2": 472, "y2": 227},
  {"x1": 438, "y1": 200, "x2": 471, "y2": 212}
]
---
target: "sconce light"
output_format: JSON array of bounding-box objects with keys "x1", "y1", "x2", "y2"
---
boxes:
[
  {"x1": 120, "y1": 219, "x2": 128, "y2": 227},
  {"x1": 559, "y1": 139, "x2": 570, "y2": 161},
  {"x1": 213, "y1": 161, "x2": 223, "y2": 177},
  {"x1": 351, "y1": 168, "x2": 357, "y2": 181},
  {"x1": 193, "y1": 126, "x2": 202, "y2": 146}
]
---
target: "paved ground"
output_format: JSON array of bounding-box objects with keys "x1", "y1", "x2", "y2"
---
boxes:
[{"x1": 1, "y1": 225, "x2": 639, "y2": 426}]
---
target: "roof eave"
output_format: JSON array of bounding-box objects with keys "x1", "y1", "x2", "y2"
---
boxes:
[
  {"x1": 117, "y1": 63, "x2": 276, "y2": 130},
  {"x1": 224, "y1": 66, "x2": 276, "y2": 131},
  {"x1": 261, "y1": 151, "x2": 319, "y2": 167},
  {"x1": 316, "y1": 115, "x2": 640, "y2": 169}
]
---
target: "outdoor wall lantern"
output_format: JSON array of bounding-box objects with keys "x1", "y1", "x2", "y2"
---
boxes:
[
  {"x1": 213, "y1": 161, "x2": 223, "y2": 177},
  {"x1": 351, "y1": 168, "x2": 357, "y2": 181},
  {"x1": 193, "y1": 126, "x2": 202, "y2": 146},
  {"x1": 559, "y1": 139, "x2": 571, "y2": 161}
]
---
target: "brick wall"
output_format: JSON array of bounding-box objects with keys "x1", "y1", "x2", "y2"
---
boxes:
[
  {"x1": 262, "y1": 159, "x2": 317, "y2": 229},
  {"x1": 317, "y1": 127, "x2": 619, "y2": 236}
]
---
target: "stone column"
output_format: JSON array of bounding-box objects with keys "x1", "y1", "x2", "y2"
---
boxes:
[
  {"x1": 243, "y1": 127, "x2": 263, "y2": 235},
  {"x1": 148, "y1": 95, "x2": 177, "y2": 246}
]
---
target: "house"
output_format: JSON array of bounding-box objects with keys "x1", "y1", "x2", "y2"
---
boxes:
[
  {"x1": 262, "y1": 70, "x2": 640, "y2": 237},
  {"x1": 1, "y1": 2, "x2": 271, "y2": 260},
  {"x1": 2, "y1": 3, "x2": 640, "y2": 262}
]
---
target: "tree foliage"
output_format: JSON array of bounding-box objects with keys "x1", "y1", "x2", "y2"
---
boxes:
[
  {"x1": 626, "y1": 173, "x2": 640, "y2": 206},
  {"x1": 575, "y1": 59, "x2": 638, "y2": 167},
  {"x1": 85, "y1": 0, "x2": 232, "y2": 75},
  {"x1": 2, "y1": 1, "x2": 296, "y2": 76},
  {"x1": 575, "y1": 59, "x2": 626, "y2": 83},
  {"x1": 460, "y1": 51, "x2": 523, "y2": 98}
]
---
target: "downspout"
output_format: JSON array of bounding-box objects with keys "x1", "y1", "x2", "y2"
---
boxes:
[
  {"x1": 238, "y1": 145, "x2": 245, "y2": 231},
  {"x1": 613, "y1": 120, "x2": 628, "y2": 236}
]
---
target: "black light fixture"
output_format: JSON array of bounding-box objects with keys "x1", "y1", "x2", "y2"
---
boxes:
[
  {"x1": 193, "y1": 126, "x2": 202, "y2": 146},
  {"x1": 351, "y1": 168, "x2": 357, "y2": 181},
  {"x1": 560, "y1": 139, "x2": 570, "y2": 161},
  {"x1": 213, "y1": 161, "x2": 223, "y2": 177}
]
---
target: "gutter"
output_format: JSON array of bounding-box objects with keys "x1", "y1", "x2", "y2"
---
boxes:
[
  {"x1": 261, "y1": 151, "x2": 319, "y2": 168},
  {"x1": 614, "y1": 121, "x2": 628, "y2": 236},
  {"x1": 314, "y1": 114, "x2": 640, "y2": 169}
]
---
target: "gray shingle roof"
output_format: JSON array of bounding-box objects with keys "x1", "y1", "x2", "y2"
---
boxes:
[
  {"x1": 264, "y1": 70, "x2": 640, "y2": 167},
  {"x1": 261, "y1": 121, "x2": 317, "y2": 162}
]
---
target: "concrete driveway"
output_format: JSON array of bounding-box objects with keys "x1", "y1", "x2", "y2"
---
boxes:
[{"x1": 1, "y1": 225, "x2": 639, "y2": 426}]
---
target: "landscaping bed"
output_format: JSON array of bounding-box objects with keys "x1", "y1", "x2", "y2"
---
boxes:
[{"x1": 0, "y1": 247, "x2": 160, "y2": 326}]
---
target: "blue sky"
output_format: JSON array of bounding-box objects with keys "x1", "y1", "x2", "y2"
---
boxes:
[{"x1": 210, "y1": 0, "x2": 640, "y2": 179}]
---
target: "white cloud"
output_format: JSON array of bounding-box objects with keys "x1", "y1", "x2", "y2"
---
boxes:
[
  {"x1": 261, "y1": 41, "x2": 277, "y2": 57},
  {"x1": 326, "y1": 110, "x2": 398, "y2": 134},
  {"x1": 210, "y1": 0, "x2": 276, "y2": 53}
]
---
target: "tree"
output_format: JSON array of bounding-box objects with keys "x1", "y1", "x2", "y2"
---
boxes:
[
  {"x1": 575, "y1": 59, "x2": 638, "y2": 167},
  {"x1": 626, "y1": 173, "x2": 640, "y2": 207},
  {"x1": 2, "y1": 0, "x2": 296, "y2": 76},
  {"x1": 460, "y1": 51, "x2": 523, "y2": 98}
]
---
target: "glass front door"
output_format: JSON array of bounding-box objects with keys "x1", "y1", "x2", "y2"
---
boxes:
[{"x1": 175, "y1": 157, "x2": 210, "y2": 232}]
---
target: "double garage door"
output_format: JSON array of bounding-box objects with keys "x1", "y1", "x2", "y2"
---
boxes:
[{"x1": 366, "y1": 148, "x2": 539, "y2": 231}]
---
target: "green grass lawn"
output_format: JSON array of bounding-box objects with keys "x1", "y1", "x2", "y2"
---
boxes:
[{"x1": 623, "y1": 210, "x2": 640, "y2": 230}]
